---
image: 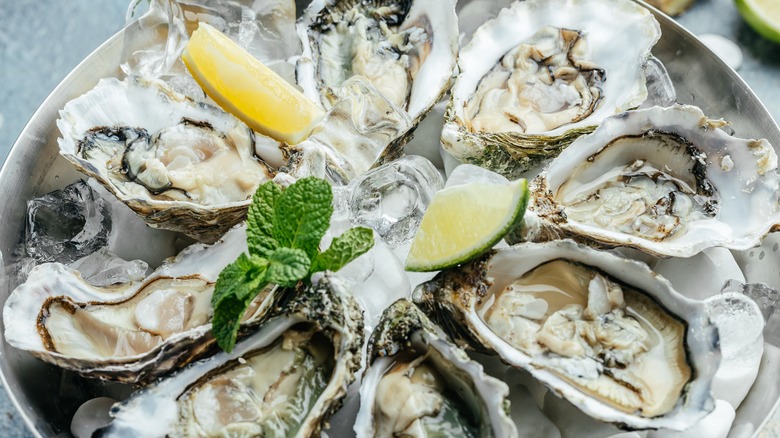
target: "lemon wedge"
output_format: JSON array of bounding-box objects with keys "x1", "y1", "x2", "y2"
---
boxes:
[
  {"x1": 182, "y1": 22, "x2": 325, "y2": 144},
  {"x1": 405, "y1": 179, "x2": 530, "y2": 272},
  {"x1": 736, "y1": 0, "x2": 780, "y2": 44}
]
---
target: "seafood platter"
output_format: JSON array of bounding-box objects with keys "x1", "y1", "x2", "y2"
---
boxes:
[{"x1": 2, "y1": 0, "x2": 780, "y2": 436}]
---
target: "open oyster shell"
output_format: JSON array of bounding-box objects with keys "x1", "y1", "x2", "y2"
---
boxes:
[
  {"x1": 2, "y1": 226, "x2": 274, "y2": 384},
  {"x1": 441, "y1": 0, "x2": 661, "y2": 178},
  {"x1": 525, "y1": 104, "x2": 780, "y2": 258},
  {"x1": 57, "y1": 76, "x2": 281, "y2": 242},
  {"x1": 96, "y1": 273, "x2": 364, "y2": 437},
  {"x1": 355, "y1": 299, "x2": 517, "y2": 437},
  {"x1": 296, "y1": 0, "x2": 458, "y2": 151},
  {"x1": 413, "y1": 241, "x2": 720, "y2": 430}
]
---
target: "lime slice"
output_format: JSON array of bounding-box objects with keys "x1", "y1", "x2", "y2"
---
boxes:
[
  {"x1": 735, "y1": 0, "x2": 780, "y2": 43},
  {"x1": 182, "y1": 22, "x2": 325, "y2": 144},
  {"x1": 405, "y1": 179, "x2": 530, "y2": 272}
]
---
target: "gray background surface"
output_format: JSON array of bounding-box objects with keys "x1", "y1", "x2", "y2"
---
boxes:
[{"x1": 0, "y1": 0, "x2": 778, "y2": 435}]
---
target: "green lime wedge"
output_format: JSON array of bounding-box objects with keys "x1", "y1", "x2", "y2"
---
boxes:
[
  {"x1": 735, "y1": 0, "x2": 780, "y2": 44},
  {"x1": 405, "y1": 179, "x2": 530, "y2": 272}
]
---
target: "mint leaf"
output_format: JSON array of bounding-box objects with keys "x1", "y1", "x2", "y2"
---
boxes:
[
  {"x1": 211, "y1": 253, "x2": 269, "y2": 352},
  {"x1": 247, "y1": 181, "x2": 282, "y2": 258},
  {"x1": 272, "y1": 177, "x2": 333, "y2": 260},
  {"x1": 266, "y1": 247, "x2": 311, "y2": 287},
  {"x1": 312, "y1": 227, "x2": 374, "y2": 273}
]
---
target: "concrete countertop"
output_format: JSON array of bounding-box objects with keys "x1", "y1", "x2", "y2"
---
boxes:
[{"x1": 0, "y1": 0, "x2": 778, "y2": 435}]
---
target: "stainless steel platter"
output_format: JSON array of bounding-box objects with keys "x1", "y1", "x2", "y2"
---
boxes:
[{"x1": 1, "y1": 1, "x2": 779, "y2": 436}]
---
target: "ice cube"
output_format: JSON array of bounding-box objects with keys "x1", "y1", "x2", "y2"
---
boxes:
[
  {"x1": 722, "y1": 279, "x2": 780, "y2": 346},
  {"x1": 71, "y1": 397, "x2": 116, "y2": 438},
  {"x1": 705, "y1": 290, "x2": 764, "y2": 408},
  {"x1": 653, "y1": 247, "x2": 745, "y2": 301},
  {"x1": 68, "y1": 248, "x2": 149, "y2": 287},
  {"x1": 732, "y1": 233, "x2": 780, "y2": 288},
  {"x1": 639, "y1": 55, "x2": 677, "y2": 109},
  {"x1": 345, "y1": 155, "x2": 444, "y2": 247},
  {"x1": 87, "y1": 179, "x2": 180, "y2": 269},
  {"x1": 25, "y1": 180, "x2": 111, "y2": 264},
  {"x1": 445, "y1": 163, "x2": 510, "y2": 188},
  {"x1": 321, "y1": 219, "x2": 411, "y2": 330},
  {"x1": 122, "y1": 0, "x2": 299, "y2": 87},
  {"x1": 304, "y1": 77, "x2": 413, "y2": 185}
]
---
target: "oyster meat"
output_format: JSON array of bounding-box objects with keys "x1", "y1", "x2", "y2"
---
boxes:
[
  {"x1": 355, "y1": 299, "x2": 517, "y2": 437},
  {"x1": 441, "y1": 0, "x2": 661, "y2": 178},
  {"x1": 3, "y1": 225, "x2": 275, "y2": 383},
  {"x1": 96, "y1": 273, "x2": 363, "y2": 437},
  {"x1": 57, "y1": 76, "x2": 280, "y2": 242},
  {"x1": 296, "y1": 0, "x2": 458, "y2": 150},
  {"x1": 526, "y1": 105, "x2": 780, "y2": 257},
  {"x1": 414, "y1": 241, "x2": 720, "y2": 430}
]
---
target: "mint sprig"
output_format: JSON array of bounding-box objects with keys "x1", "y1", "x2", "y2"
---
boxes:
[{"x1": 212, "y1": 177, "x2": 374, "y2": 352}]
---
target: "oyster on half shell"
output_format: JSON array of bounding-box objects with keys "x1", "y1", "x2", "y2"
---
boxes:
[
  {"x1": 57, "y1": 77, "x2": 282, "y2": 242},
  {"x1": 2, "y1": 225, "x2": 274, "y2": 384},
  {"x1": 355, "y1": 299, "x2": 517, "y2": 437},
  {"x1": 96, "y1": 273, "x2": 363, "y2": 437},
  {"x1": 296, "y1": 0, "x2": 458, "y2": 150},
  {"x1": 524, "y1": 105, "x2": 780, "y2": 258},
  {"x1": 414, "y1": 241, "x2": 720, "y2": 430},
  {"x1": 441, "y1": 0, "x2": 661, "y2": 178}
]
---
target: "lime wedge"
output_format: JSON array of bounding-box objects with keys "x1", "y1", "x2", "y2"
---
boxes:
[
  {"x1": 735, "y1": 0, "x2": 780, "y2": 43},
  {"x1": 182, "y1": 22, "x2": 325, "y2": 144},
  {"x1": 405, "y1": 179, "x2": 530, "y2": 272}
]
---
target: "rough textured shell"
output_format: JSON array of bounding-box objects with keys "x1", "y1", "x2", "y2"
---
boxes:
[
  {"x1": 413, "y1": 241, "x2": 720, "y2": 431},
  {"x1": 3, "y1": 226, "x2": 252, "y2": 383},
  {"x1": 355, "y1": 299, "x2": 518, "y2": 437},
  {"x1": 528, "y1": 104, "x2": 780, "y2": 257},
  {"x1": 441, "y1": 0, "x2": 661, "y2": 178},
  {"x1": 296, "y1": 0, "x2": 459, "y2": 156},
  {"x1": 97, "y1": 273, "x2": 364, "y2": 437},
  {"x1": 57, "y1": 77, "x2": 275, "y2": 242}
]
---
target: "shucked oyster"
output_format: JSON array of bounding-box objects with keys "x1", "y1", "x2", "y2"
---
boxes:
[
  {"x1": 57, "y1": 77, "x2": 279, "y2": 242},
  {"x1": 414, "y1": 241, "x2": 720, "y2": 430},
  {"x1": 296, "y1": 0, "x2": 458, "y2": 145},
  {"x1": 355, "y1": 299, "x2": 517, "y2": 437},
  {"x1": 97, "y1": 273, "x2": 363, "y2": 437},
  {"x1": 525, "y1": 105, "x2": 780, "y2": 258},
  {"x1": 441, "y1": 0, "x2": 661, "y2": 178},
  {"x1": 2, "y1": 226, "x2": 271, "y2": 383}
]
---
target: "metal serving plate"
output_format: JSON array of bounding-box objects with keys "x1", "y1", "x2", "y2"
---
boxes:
[{"x1": 1, "y1": 3, "x2": 780, "y2": 436}]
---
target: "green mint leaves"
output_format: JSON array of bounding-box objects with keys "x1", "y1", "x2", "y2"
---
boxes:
[{"x1": 212, "y1": 177, "x2": 374, "y2": 352}]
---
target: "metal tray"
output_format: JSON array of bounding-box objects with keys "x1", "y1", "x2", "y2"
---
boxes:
[{"x1": 1, "y1": 3, "x2": 779, "y2": 436}]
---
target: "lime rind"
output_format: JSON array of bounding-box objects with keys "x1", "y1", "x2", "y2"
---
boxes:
[
  {"x1": 736, "y1": 0, "x2": 780, "y2": 44},
  {"x1": 405, "y1": 179, "x2": 530, "y2": 272}
]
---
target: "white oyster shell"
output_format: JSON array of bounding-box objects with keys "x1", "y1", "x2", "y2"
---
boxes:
[
  {"x1": 414, "y1": 240, "x2": 720, "y2": 431},
  {"x1": 441, "y1": 0, "x2": 661, "y2": 178},
  {"x1": 2, "y1": 225, "x2": 269, "y2": 383},
  {"x1": 296, "y1": 0, "x2": 458, "y2": 146},
  {"x1": 527, "y1": 104, "x2": 780, "y2": 258},
  {"x1": 96, "y1": 274, "x2": 363, "y2": 437},
  {"x1": 57, "y1": 76, "x2": 279, "y2": 242},
  {"x1": 355, "y1": 300, "x2": 517, "y2": 437}
]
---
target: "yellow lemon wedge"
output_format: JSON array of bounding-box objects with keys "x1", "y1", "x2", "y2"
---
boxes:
[
  {"x1": 182, "y1": 22, "x2": 325, "y2": 144},
  {"x1": 405, "y1": 179, "x2": 530, "y2": 272},
  {"x1": 735, "y1": 0, "x2": 780, "y2": 44}
]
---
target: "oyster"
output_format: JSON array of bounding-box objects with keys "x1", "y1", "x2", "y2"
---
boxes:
[
  {"x1": 355, "y1": 299, "x2": 517, "y2": 437},
  {"x1": 2, "y1": 226, "x2": 274, "y2": 383},
  {"x1": 57, "y1": 76, "x2": 280, "y2": 242},
  {"x1": 96, "y1": 273, "x2": 363, "y2": 437},
  {"x1": 441, "y1": 0, "x2": 661, "y2": 178},
  {"x1": 296, "y1": 0, "x2": 458, "y2": 146},
  {"x1": 414, "y1": 241, "x2": 720, "y2": 430},
  {"x1": 525, "y1": 105, "x2": 780, "y2": 258}
]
